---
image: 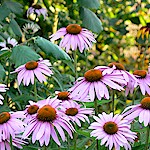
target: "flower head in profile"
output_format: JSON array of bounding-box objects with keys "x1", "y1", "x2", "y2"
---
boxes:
[
  {"x1": 0, "y1": 37, "x2": 18, "y2": 50},
  {"x1": 24, "y1": 101, "x2": 39, "y2": 123},
  {"x1": 97, "y1": 62, "x2": 138, "y2": 96},
  {"x1": 60, "y1": 101, "x2": 93, "y2": 127},
  {"x1": 23, "y1": 23, "x2": 40, "y2": 34},
  {"x1": 89, "y1": 112, "x2": 137, "y2": 150},
  {"x1": 27, "y1": 4, "x2": 48, "y2": 20},
  {"x1": 11, "y1": 58, "x2": 53, "y2": 86},
  {"x1": 0, "y1": 84, "x2": 8, "y2": 105},
  {"x1": 69, "y1": 66, "x2": 127, "y2": 101},
  {"x1": 0, "y1": 136, "x2": 27, "y2": 150},
  {"x1": 23, "y1": 98, "x2": 75, "y2": 146},
  {"x1": 133, "y1": 70, "x2": 150, "y2": 95},
  {"x1": 0, "y1": 111, "x2": 26, "y2": 141},
  {"x1": 50, "y1": 24, "x2": 96, "y2": 53},
  {"x1": 137, "y1": 23, "x2": 150, "y2": 39},
  {"x1": 122, "y1": 97, "x2": 150, "y2": 127}
]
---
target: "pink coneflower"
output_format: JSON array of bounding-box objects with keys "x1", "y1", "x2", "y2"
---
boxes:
[
  {"x1": 0, "y1": 111, "x2": 26, "y2": 141},
  {"x1": 23, "y1": 98, "x2": 75, "y2": 146},
  {"x1": 54, "y1": 91, "x2": 91, "y2": 103},
  {"x1": 0, "y1": 37, "x2": 18, "y2": 50},
  {"x1": 60, "y1": 101, "x2": 93, "y2": 127},
  {"x1": 27, "y1": 5, "x2": 48, "y2": 20},
  {"x1": 0, "y1": 136, "x2": 27, "y2": 150},
  {"x1": 69, "y1": 67, "x2": 127, "y2": 101},
  {"x1": 24, "y1": 101, "x2": 39, "y2": 123},
  {"x1": 122, "y1": 97, "x2": 150, "y2": 127},
  {"x1": 133, "y1": 70, "x2": 150, "y2": 95},
  {"x1": 11, "y1": 58, "x2": 53, "y2": 86},
  {"x1": 96, "y1": 62, "x2": 138, "y2": 96},
  {"x1": 89, "y1": 112, "x2": 137, "y2": 150},
  {"x1": 50, "y1": 24, "x2": 96, "y2": 53},
  {"x1": 0, "y1": 84, "x2": 8, "y2": 105}
]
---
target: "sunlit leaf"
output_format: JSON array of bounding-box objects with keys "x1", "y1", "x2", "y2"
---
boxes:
[
  {"x1": 3, "y1": 0, "x2": 23, "y2": 15},
  {"x1": 35, "y1": 37, "x2": 71, "y2": 61},
  {"x1": 80, "y1": 7, "x2": 103, "y2": 34},
  {"x1": 11, "y1": 45, "x2": 40, "y2": 67},
  {"x1": 77, "y1": 0, "x2": 100, "y2": 9},
  {"x1": 9, "y1": 18, "x2": 22, "y2": 37},
  {"x1": 0, "y1": 63, "x2": 5, "y2": 80}
]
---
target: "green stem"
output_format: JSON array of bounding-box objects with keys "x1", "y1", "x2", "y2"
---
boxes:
[
  {"x1": 67, "y1": 134, "x2": 70, "y2": 150},
  {"x1": 145, "y1": 125, "x2": 150, "y2": 150},
  {"x1": 34, "y1": 79, "x2": 38, "y2": 102},
  {"x1": 84, "y1": 50, "x2": 89, "y2": 71},
  {"x1": 132, "y1": 87, "x2": 138, "y2": 105},
  {"x1": 73, "y1": 131, "x2": 77, "y2": 150},
  {"x1": 111, "y1": 90, "x2": 115, "y2": 115},
  {"x1": 94, "y1": 99, "x2": 99, "y2": 150},
  {"x1": 94, "y1": 98, "x2": 98, "y2": 116},
  {"x1": 10, "y1": 135, "x2": 14, "y2": 150},
  {"x1": 5, "y1": 58, "x2": 11, "y2": 105},
  {"x1": 73, "y1": 50, "x2": 78, "y2": 80}
]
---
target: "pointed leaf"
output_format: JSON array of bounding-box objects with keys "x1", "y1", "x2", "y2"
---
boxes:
[
  {"x1": 0, "y1": 5, "x2": 11, "y2": 21},
  {"x1": 35, "y1": 37, "x2": 71, "y2": 60},
  {"x1": 0, "y1": 63, "x2": 5, "y2": 80},
  {"x1": 80, "y1": 7, "x2": 103, "y2": 34},
  {"x1": 3, "y1": 0, "x2": 23, "y2": 15},
  {"x1": 9, "y1": 18, "x2": 22, "y2": 37},
  {"x1": 78, "y1": 0, "x2": 100, "y2": 9},
  {"x1": 11, "y1": 45, "x2": 40, "y2": 67}
]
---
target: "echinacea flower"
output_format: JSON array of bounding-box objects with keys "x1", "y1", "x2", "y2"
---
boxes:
[
  {"x1": 59, "y1": 101, "x2": 93, "y2": 127},
  {"x1": 133, "y1": 70, "x2": 150, "y2": 95},
  {"x1": 0, "y1": 111, "x2": 26, "y2": 141},
  {"x1": 50, "y1": 24, "x2": 96, "y2": 53},
  {"x1": 0, "y1": 136, "x2": 27, "y2": 150},
  {"x1": 0, "y1": 84, "x2": 8, "y2": 105},
  {"x1": 0, "y1": 37, "x2": 18, "y2": 50},
  {"x1": 23, "y1": 98, "x2": 75, "y2": 146},
  {"x1": 89, "y1": 112, "x2": 137, "y2": 150},
  {"x1": 11, "y1": 58, "x2": 53, "y2": 86},
  {"x1": 96, "y1": 62, "x2": 138, "y2": 96},
  {"x1": 137, "y1": 23, "x2": 150, "y2": 39},
  {"x1": 27, "y1": 5, "x2": 48, "y2": 20},
  {"x1": 69, "y1": 67, "x2": 127, "y2": 101},
  {"x1": 24, "y1": 101, "x2": 39, "y2": 123},
  {"x1": 23, "y1": 23, "x2": 40, "y2": 34},
  {"x1": 122, "y1": 97, "x2": 150, "y2": 127},
  {"x1": 54, "y1": 91, "x2": 91, "y2": 103}
]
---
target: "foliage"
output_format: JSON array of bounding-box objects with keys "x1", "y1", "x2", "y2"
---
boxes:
[{"x1": 0, "y1": 0, "x2": 150, "y2": 149}]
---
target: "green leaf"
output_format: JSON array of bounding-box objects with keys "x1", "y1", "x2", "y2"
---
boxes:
[
  {"x1": 85, "y1": 100, "x2": 111, "y2": 108},
  {"x1": 0, "y1": 63, "x2": 5, "y2": 80},
  {"x1": 78, "y1": 0, "x2": 100, "y2": 9},
  {"x1": 0, "y1": 5, "x2": 11, "y2": 21},
  {"x1": 80, "y1": 7, "x2": 103, "y2": 34},
  {"x1": 9, "y1": 18, "x2": 22, "y2": 37},
  {"x1": 3, "y1": 0, "x2": 23, "y2": 15},
  {"x1": 77, "y1": 129, "x2": 90, "y2": 137},
  {"x1": 0, "y1": 50, "x2": 11, "y2": 59},
  {"x1": 35, "y1": 37, "x2": 71, "y2": 60},
  {"x1": 11, "y1": 45, "x2": 40, "y2": 67}
]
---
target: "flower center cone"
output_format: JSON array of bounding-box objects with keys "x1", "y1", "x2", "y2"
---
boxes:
[
  {"x1": 103, "y1": 121, "x2": 118, "y2": 134},
  {"x1": 84, "y1": 69, "x2": 102, "y2": 82},
  {"x1": 66, "y1": 24, "x2": 82, "y2": 35},
  {"x1": 37, "y1": 105, "x2": 56, "y2": 122},
  {"x1": 0, "y1": 112, "x2": 10, "y2": 124}
]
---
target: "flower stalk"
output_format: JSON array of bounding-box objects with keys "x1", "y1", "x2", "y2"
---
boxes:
[
  {"x1": 73, "y1": 50, "x2": 78, "y2": 80},
  {"x1": 145, "y1": 125, "x2": 150, "y2": 150}
]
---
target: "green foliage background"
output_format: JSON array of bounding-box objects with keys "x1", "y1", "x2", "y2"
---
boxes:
[{"x1": 0, "y1": 0, "x2": 150, "y2": 149}]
